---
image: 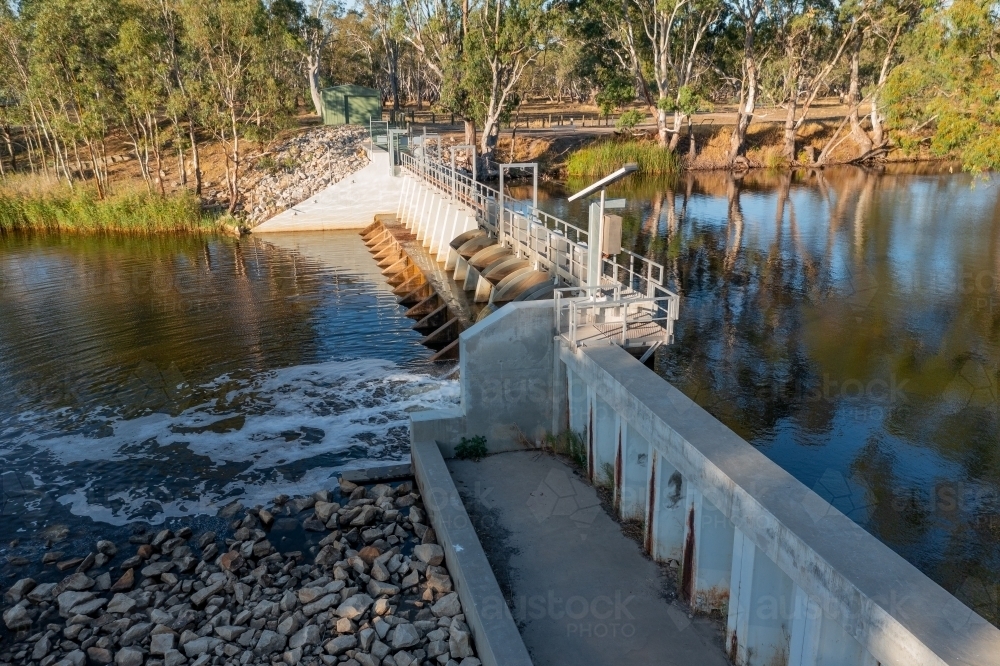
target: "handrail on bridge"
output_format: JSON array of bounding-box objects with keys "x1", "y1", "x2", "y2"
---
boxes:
[{"x1": 399, "y1": 150, "x2": 680, "y2": 349}]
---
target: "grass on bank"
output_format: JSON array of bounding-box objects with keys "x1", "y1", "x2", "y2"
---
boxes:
[
  {"x1": 0, "y1": 177, "x2": 217, "y2": 234},
  {"x1": 566, "y1": 139, "x2": 680, "y2": 177}
]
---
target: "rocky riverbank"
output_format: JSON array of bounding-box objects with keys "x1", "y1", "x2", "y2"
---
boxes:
[
  {"x1": 242, "y1": 127, "x2": 370, "y2": 225},
  {"x1": 1, "y1": 477, "x2": 480, "y2": 666}
]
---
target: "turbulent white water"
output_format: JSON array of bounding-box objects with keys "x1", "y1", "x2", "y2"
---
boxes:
[{"x1": 2, "y1": 358, "x2": 458, "y2": 526}]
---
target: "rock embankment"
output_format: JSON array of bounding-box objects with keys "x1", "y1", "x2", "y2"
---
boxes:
[
  {"x1": 1, "y1": 478, "x2": 480, "y2": 666},
  {"x1": 243, "y1": 127, "x2": 369, "y2": 225}
]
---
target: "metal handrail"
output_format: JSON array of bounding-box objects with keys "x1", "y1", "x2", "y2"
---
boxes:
[
  {"x1": 401, "y1": 151, "x2": 501, "y2": 233},
  {"x1": 500, "y1": 207, "x2": 589, "y2": 286},
  {"x1": 401, "y1": 151, "x2": 592, "y2": 277},
  {"x1": 554, "y1": 286, "x2": 679, "y2": 348},
  {"x1": 401, "y1": 150, "x2": 680, "y2": 348},
  {"x1": 534, "y1": 208, "x2": 589, "y2": 246}
]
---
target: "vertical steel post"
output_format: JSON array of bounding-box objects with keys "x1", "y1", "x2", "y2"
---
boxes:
[{"x1": 587, "y1": 190, "x2": 606, "y2": 289}]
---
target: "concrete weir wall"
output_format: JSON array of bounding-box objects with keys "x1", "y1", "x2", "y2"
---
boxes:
[
  {"x1": 395, "y1": 174, "x2": 479, "y2": 265},
  {"x1": 411, "y1": 301, "x2": 557, "y2": 457},
  {"x1": 410, "y1": 301, "x2": 1000, "y2": 666}
]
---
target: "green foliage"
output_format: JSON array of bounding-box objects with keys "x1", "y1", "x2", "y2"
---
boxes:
[
  {"x1": 0, "y1": 183, "x2": 213, "y2": 234},
  {"x1": 257, "y1": 155, "x2": 279, "y2": 173},
  {"x1": 0, "y1": 0, "x2": 305, "y2": 206},
  {"x1": 675, "y1": 85, "x2": 708, "y2": 116},
  {"x1": 542, "y1": 430, "x2": 587, "y2": 470},
  {"x1": 884, "y1": 0, "x2": 1000, "y2": 172},
  {"x1": 566, "y1": 139, "x2": 680, "y2": 176},
  {"x1": 616, "y1": 110, "x2": 646, "y2": 132},
  {"x1": 596, "y1": 74, "x2": 635, "y2": 117},
  {"x1": 437, "y1": 0, "x2": 549, "y2": 154},
  {"x1": 656, "y1": 86, "x2": 709, "y2": 116},
  {"x1": 454, "y1": 435, "x2": 488, "y2": 461},
  {"x1": 760, "y1": 146, "x2": 788, "y2": 170},
  {"x1": 2, "y1": 0, "x2": 998, "y2": 179}
]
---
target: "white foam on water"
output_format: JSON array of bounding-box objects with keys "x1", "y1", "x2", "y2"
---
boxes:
[{"x1": 4, "y1": 358, "x2": 459, "y2": 526}]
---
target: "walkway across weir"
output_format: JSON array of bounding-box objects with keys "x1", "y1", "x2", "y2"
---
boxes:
[{"x1": 449, "y1": 450, "x2": 732, "y2": 666}]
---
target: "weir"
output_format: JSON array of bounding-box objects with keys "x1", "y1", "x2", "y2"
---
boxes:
[{"x1": 247, "y1": 136, "x2": 1000, "y2": 666}]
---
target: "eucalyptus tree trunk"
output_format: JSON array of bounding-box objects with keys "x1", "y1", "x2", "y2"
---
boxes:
[
  {"x1": 1, "y1": 123, "x2": 14, "y2": 173},
  {"x1": 728, "y1": 0, "x2": 764, "y2": 164},
  {"x1": 847, "y1": 45, "x2": 873, "y2": 156},
  {"x1": 188, "y1": 121, "x2": 201, "y2": 195},
  {"x1": 728, "y1": 50, "x2": 758, "y2": 163},
  {"x1": 308, "y1": 52, "x2": 323, "y2": 117},
  {"x1": 782, "y1": 54, "x2": 801, "y2": 160}
]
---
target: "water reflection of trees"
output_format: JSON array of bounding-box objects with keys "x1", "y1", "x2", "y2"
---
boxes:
[
  {"x1": 614, "y1": 168, "x2": 1000, "y2": 622},
  {"x1": 0, "y1": 234, "x2": 335, "y2": 418}
]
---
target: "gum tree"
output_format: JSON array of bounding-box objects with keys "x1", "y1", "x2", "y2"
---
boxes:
[
  {"x1": 179, "y1": 0, "x2": 295, "y2": 213},
  {"x1": 726, "y1": 0, "x2": 767, "y2": 164},
  {"x1": 465, "y1": 0, "x2": 549, "y2": 163},
  {"x1": 882, "y1": 0, "x2": 996, "y2": 168},
  {"x1": 631, "y1": 0, "x2": 722, "y2": 148}
]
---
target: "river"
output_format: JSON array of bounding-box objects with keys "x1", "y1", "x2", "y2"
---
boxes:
[{"x1": 3, "y1": 166, "x2": 999, "y2": 625}]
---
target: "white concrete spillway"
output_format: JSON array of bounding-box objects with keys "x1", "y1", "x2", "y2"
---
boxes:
[
  {"x1": 394, "y1": 172, "x2": 480, "y2": 263},
  {"x1": 411, "y1": 301, "x2": 1000, "y2": 666},
  {"x1": 253, "y1": 150, "x2": 403, "y2": 232}
]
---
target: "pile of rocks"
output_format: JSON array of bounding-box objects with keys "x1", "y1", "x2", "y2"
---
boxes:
[
  {"x1": 1, "y1": 478, "x2": 480, "y2": 666},
  {"x1": 242, "y1": 126, "x2": 370, "y2": 224}
]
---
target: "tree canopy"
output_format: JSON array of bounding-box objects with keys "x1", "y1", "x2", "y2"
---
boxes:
[{"x1": 1, "y1": 0, "x2": 998, "y2": 189}]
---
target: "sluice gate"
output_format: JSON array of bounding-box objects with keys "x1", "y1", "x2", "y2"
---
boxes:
[{"x1": 360, "y1": 216, "x2": 466, "y2": 361}]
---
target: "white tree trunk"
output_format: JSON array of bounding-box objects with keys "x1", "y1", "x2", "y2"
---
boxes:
[{"x1": 308, "y1": 54, "x2": 323, "y2": 118}]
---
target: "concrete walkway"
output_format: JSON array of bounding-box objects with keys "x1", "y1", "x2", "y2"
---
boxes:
[
  {"x1": 447, "y1": 451, "x2": 730, "y2": 666},
  {"x1": 253, "y1": 150, "x2": 401, "y2": 232}
]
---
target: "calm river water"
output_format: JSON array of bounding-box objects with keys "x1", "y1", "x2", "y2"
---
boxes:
[
  {"x1": 531, "y1": 165, "x2": 1000, "y2": 624},
  {"x1": 0, "y1": 231, "x2": 457, "y2": 577}
]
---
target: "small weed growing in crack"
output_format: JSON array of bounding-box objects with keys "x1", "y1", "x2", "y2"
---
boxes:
[{"x1": 455, "y1": 435, "x2": 488, "y2": 460}]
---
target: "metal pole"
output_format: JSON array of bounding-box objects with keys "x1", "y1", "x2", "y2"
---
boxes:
[
  {"x1": 587, "y1": 200, "x2": 601, "y2": 289},
  {"x1": 532, "y1": 166, "x2": 538, "y2": 211},
  {"x1": 498, "y1": 166, "x2": 505, "y2": 242},
  {"x1": 598, "y1": 188, "x2": 606, "y2": 287},
  {"x1": 451, "y1": 151, "x2": 457, "y2": 198}
]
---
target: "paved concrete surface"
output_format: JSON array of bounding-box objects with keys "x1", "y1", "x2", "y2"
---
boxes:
[
  {"x1": 253, "y1": 150, "x2": 401, "y2": 232},
  {"x1": 412, "y1": 439, "x2": 534, "y2": 666},
  {"x1": 447, "y1": 450, "x2": 730, "y2": 666}
]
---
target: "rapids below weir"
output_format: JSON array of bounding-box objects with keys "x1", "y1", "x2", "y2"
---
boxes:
[{"x1": 0, "y1": 230, "x2": 458, "y2": 584}]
